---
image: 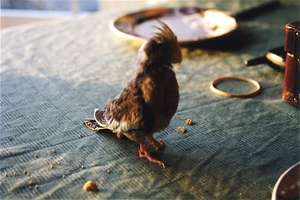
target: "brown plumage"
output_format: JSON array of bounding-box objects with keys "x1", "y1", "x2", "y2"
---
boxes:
[{"x1": 84, "y1": 21, "x2": 182, "y2": 168}]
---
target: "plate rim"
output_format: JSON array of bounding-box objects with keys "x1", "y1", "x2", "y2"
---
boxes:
[{"x1": 110, "y1": 6, "x2": 239, "y2": 46}]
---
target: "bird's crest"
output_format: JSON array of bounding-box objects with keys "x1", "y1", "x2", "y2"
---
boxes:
[
  {"x1": 152, "y1": 20, "x2": 177, "y2": 44},
  {"x1": 137, "y1": 21, "x2": 181, "y2": 68}
]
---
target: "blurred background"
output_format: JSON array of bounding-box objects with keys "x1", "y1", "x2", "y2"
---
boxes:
[
  {"x1": 0, "y1": 0, "x2": 271, "y2": 29},
  {"x1": 1, "y1": 0, "x2": 100, "y2": 29},
  {"x1": 0, "y1": 0, "x2": 188, "y2": 29}
]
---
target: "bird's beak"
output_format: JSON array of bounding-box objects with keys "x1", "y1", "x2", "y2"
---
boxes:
[
  {"x1": 174, "y1": 63, "x2": 181, "y2": 70},
  {"x1": 172, "y1": 47, "x2": 182, "y2": 71},
  {"x1": 172, "y1": 47, "x2": 182, "y2": 64}
]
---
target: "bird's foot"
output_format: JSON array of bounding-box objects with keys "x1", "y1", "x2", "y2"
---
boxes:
[
  {"x1": 146, "y1": 136, "x2": 165, "y2": 151},
  {"x1": 138, "y1": 143, "x2": 165, "y2": 168}
]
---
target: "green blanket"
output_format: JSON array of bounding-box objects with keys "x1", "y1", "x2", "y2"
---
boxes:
[{"x1": 1, "y1": 0, "x2": 299, "y2": 199}]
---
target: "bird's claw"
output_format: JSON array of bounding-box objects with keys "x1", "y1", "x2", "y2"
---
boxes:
[
  {"x1": 139, "y1": 144, "x2": 166, "y2": 168},
  {"x1": 158, "y1": 140, "x2": 165, "y2": 151},
  {"x1": 153, "y1": 140, "x2": 165, "y2": 151},
  {"x1": 146, "y1": 136, "x2": 165, "y2": 152}
]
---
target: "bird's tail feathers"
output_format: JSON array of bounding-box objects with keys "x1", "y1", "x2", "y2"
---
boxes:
[
  {"x1": 94, "y1": 109, "x2": 108, "y2": 127},
  {"x1": 83, "y1": 118, "x2": 107, "y2": 131}
]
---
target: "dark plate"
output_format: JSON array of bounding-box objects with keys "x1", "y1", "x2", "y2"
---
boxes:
[
  {"x1": 111, "y1": 7, "x2": 238, "y2": 46},
  {"x1": 272, "y1": 162, "x2": 300, "y2": 200}
]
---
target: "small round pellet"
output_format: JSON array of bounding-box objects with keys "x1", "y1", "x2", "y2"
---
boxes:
[
  {"x1": 185, "y1": 118, "x2": 193, "y2": 126},
  {"x1": 83, "y1": 181, "x2": 98, "y2": 192},
  {"x1": 176, "y1": 126, "x2": 187, "y2": 134}
]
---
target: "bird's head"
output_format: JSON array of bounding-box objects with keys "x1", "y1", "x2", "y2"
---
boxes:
[{"x1": 137, "y1": 21, "x2": 182, "y2": 67}]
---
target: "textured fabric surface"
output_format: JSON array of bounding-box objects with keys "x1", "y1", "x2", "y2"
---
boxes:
[{"x1": 1, "y1": 1, "x2": 299, "y2": 199}]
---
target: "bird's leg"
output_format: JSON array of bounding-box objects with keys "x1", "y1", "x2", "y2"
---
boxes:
[
  {"x1": 146, "y1": 135, "x2": 165, "y2": 151},
  {"x1": 138, "y1": 143, "x2": 165, "y2": 168}
]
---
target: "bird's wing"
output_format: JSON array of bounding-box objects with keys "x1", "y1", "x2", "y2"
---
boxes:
[{"x1": 94, "y1": 83, "x2": 152, "y2": 135}]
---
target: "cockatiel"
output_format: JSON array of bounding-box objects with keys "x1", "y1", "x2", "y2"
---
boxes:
[{"x1": 84, "y1": 21, "x2": 182, "y2": 168}]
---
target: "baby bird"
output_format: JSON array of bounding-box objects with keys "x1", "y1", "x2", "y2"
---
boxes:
[{"x1": 84, "y1": 22, "x2": 182, "y2": 168}]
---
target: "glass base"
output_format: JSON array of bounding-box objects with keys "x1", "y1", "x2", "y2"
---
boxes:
[{"x1": 282, "y1": 91, "x2": 300, "y2": 107}]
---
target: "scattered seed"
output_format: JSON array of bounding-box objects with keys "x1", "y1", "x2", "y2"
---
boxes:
[
  {"x1": 83, "y1": 181, "x2": 98, "y2": 192},
  {"x1": 5, "y1": 173, "x2": 8, "y2": 177},
  {"x1": 176, "y1": 126, "x2": 187, "y2": 134},
  {"x1": 62, "y1": 175, "x2": 66, "y2": 179},
  {"x1": 106, "y1": 169, "x2": 112, "y2": 174},
  {"x1": 81, "y1": 165, "x2": 84, "y2": 169},
  {"x1": 8, "y1": 137, "x2": 13, "y2": 142},
  {"x1": 24, "y1": 171, "x2": 28, "y2": 176},
  {"x1": 49, "y1": 164, "x2": 54, "y2": 169},
  {"x1": 35, "y1": 185, "x2": 39, "y2": 190},
  {"x1": 28, "y1": 180, "x2": 35, "y2": 188},
  {"x1": 34, "y1": 155, "x2": 39, "y2": 159},
  {"x1": 185, "y1": 118, "x2": 193, "y2": 126}
]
